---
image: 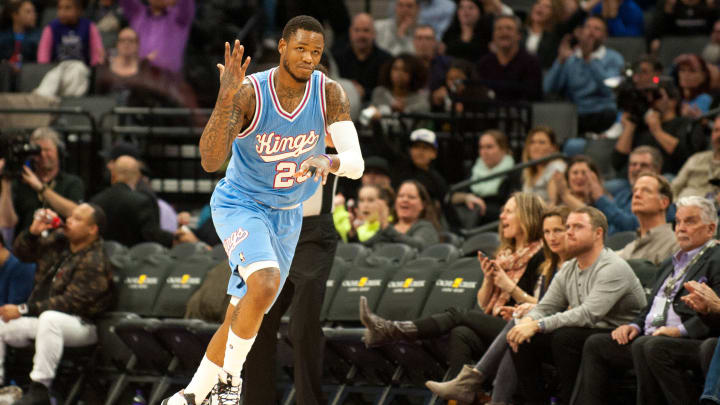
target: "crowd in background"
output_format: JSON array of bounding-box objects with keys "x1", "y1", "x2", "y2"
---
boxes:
[{"x1": 2, "y1": 0, "x2": 720, "y2": 404}]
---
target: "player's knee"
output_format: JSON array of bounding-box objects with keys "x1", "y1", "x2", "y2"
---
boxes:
[{"x1": 246, "y1": 268, "x2": 281, "y2": 303}]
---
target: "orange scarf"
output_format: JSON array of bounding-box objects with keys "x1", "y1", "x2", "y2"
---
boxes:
[{"x1": 485, "y1": 241, "x2": 543, "y2": 316}]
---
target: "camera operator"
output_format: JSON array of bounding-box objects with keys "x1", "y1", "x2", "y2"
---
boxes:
[
  {"x1": 0, "y1": 128, "x2": 84, "y2": 240},
  {"x1": 612, "y1": 80, "x2": 705, "y2": 174}
]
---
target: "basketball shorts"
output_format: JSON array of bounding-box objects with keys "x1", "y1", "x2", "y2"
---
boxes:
[{"x1": 210, "y1": 179, "x2": 302, "y2": 306}]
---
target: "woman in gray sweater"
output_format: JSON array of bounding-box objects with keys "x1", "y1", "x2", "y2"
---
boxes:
[{"x1": 362, "y1": 180, "x2": 440, "y2": 251}]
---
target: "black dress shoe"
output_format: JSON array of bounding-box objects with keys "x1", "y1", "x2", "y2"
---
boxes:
[{"x1": 12, "y1": 383, "x2": 49, "y2": 405}]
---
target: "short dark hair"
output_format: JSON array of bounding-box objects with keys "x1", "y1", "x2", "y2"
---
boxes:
[
  {"x1": 86, "y1": 203, "x2": 107, "y2": 237},
  {"x1": 571, "y1": 206, "x2": 609, "y2": 239},
  {"x1": 282, "y1": 15, "x2": 325, "y2": 41}
]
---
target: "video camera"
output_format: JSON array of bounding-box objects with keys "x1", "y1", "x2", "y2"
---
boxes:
[
  {"x1": 614, "y1": 63, "x2": 674, "y2": 125},
  {"x1": 0, "y1": 135, "x2": 41, "y2": 179}
]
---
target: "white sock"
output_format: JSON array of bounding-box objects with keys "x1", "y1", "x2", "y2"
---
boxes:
[
  {"x1": 184, "y1": 355, "x2": 222, "y2": 403},
  {"x1": 222, "y1": 329, "x2": 256, "y2": 379}
]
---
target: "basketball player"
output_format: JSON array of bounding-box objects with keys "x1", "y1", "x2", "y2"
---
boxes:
[{"x1": 162, "y1": 15, "x2": 364, "y2": 405}]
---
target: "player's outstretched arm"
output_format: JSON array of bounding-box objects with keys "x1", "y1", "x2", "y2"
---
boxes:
[
  {"x1": 296, "y1": 78, "x2": 364, "y2": 182},
  {"x1": 199, "y1": 40, "x2": 255, "y2": 172}
]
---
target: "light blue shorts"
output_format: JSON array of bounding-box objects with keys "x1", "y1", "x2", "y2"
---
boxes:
[{"x1": 210, "y1": 179, "x2": 302, "y2": 304}]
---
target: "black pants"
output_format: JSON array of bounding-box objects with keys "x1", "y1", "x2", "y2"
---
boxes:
[
  {"x1": 575, "y1": 333, "x2": 704, "y2": 405},
  {"x1": 414, "y1": 308, "x2": 507, "y2": 375},
  {"x1": 243, "y1": 214, "x2": 339, "y2": 405},
  {"x1": 511, "y1": 327, "x2": 611, "y2": 405},
  {"x1": 578, "y1": 109, "x2": 617, "y2": 135}
]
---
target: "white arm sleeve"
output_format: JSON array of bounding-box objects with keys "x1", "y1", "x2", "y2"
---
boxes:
[{"x1": 328, "y1": 120, "x2": 364, "y2": 179}]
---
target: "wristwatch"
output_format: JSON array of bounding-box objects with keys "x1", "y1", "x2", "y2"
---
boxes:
[
  {"x1": 537, "y1": 319, "x2": 546, "y2": 333},
  {"x1": 18, "y1": 303, "x2": 28, "y2": 315}
]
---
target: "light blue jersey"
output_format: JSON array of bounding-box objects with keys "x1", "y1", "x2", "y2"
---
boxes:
[
  {"x1": 224, "y1": 67, "x2": 328, "y2": 208},
  {"x1": 211, "y1": 67, "x2": 329, "y2": 302}
]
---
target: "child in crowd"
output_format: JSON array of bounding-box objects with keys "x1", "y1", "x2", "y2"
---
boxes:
[{"x1": 34, "y1": 0, "x2": 104, "y2": 97}]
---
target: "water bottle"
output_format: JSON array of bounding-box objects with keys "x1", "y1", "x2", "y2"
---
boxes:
[{"x1": 131, "y1": 389, "x2": 146, "y2": 405}]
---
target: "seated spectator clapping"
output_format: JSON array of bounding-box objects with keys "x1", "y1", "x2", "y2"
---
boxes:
[
  {"x1": 548, "y1": 155, "x2": 604, "y2": 208},
  {"x1": 2, "y1": 203, "x2": 112, "y2": 405}
]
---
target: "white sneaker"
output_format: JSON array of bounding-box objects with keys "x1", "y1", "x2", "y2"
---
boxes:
[
  {"x1": 0, "y1": 386, "x2": 22, "y2": 405},
  {"x1": 215, "y1": 370, "x2": 242, "y2": 405}
]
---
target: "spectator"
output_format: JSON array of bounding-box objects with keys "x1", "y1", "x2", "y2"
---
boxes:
[
  {"x1": 613, "y1": 80, "x2": 705, "y2": 174},
  {"x1": 590, "y1": 0, "x2": 644, "y2": 37},
  {"x1": 0, "y1": 235, "x2": 34, "y2": 306},
  {"x1": 473, "y1": 15, "x2": 543, "y2": 102},
  {"x1": 648, "y1": 0, "x2": 718, "y2": 54},
  {"x1": 375, "y1": 0, "x2": 418, "y2": 56},
  {"x1": 673, "y1": 53, "x2": 714, "y2": 118},
  {"x1": 441, "y1": 0, "x2": 491, "y2": 62},
  {"x1": 85, "y1": 0, "x2": 125, "y2": 51},
  {"x1": 362, "y1": 179, "x2": 440, "y2": 250},
  {"x1": 524, "y1": 0, "x2": 589, "y2": 69},
  {"x1": 591, "y1": 146, "x2": 678, "y2": 234},
  {"x1": 521, "y1": 125, "x2": 566, "y2": 202},
  {"x1": 0, "y1": 0, "x2": 39, "y2": 82},
  {"x1": 89, "y1": 155, "x2": 178, "y2": 247},
  {"x1": 0, "y1": 128, "x2": 85, "y2": 238},
  {"x1": 507, "y1": 206, "x2": 647, "y2": 405},
  {"x1": 672, "y1": 115, "x2": 720, "y2": 200},
  {"x1": 368, "y1": 53, "x2": 430, "y2": 124},
  {"x1": 548, "y1": 155, "x2": 604, "y2": 207},
  {"x1": 451, "y1": 130, "x2": 517, "y2": 226},
  {"x1": 425, "y1": 205, "x2": 571, "y2": 405},
  {"x1": 36, "y1": 0, "x2": 103, "y2": 66},
  {"x1": 631, "y1": 55, "x2": 663, "y2": 89},
  {"x1": 94, "y1": 27, "x2": 199, "y2": 109},
  {"x1": 615, "y1": 172, "x2": 679, "y2": 264},
  {"x1": 412, "y1": 25, "x2": 451, "y2": 93},
  {"x1": 703, "y1": 19, "x2": 720, "y2": 64},
  {"x1": 544, "y1": 16, "x2": 624, "y2": 135},
  {"x1": 335, "y1": 13, "x2": 392, "y2": 103},
  {"x1": 4, "y1": 203, "x2": 112, "y2": 405},
  {"x1": 336, "y1": 184, "x2": 395, "y2": 243},
  {"x1": 360, "y1": 192, "x2": 546, "y2": 380},
  {"x1": 430, "y1": 57, "x2": 473, "y2": 112},
  {"x1": 119, "y1": 0, "x2": 195, "y2": 73},
  {"x1": 388, "y1": 128, "x2": 448, "y2": 207},
  {"x1": 333, "y1": 155, "x2": 392, "y2": 222},
  {"x1": 34, "y1": 0, "x2": 104, "y2": 97},
  {"x1": 576, "y1": 196, "x2": 720, "y2": 405}
]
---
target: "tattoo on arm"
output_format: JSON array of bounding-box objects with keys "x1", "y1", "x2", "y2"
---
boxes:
[
  {"x1": 325, "y1": 79, "x2": 352, "y2": 125},
  {"x1": 199, "y1": 82, "x2": 255, "y2": 172}
]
